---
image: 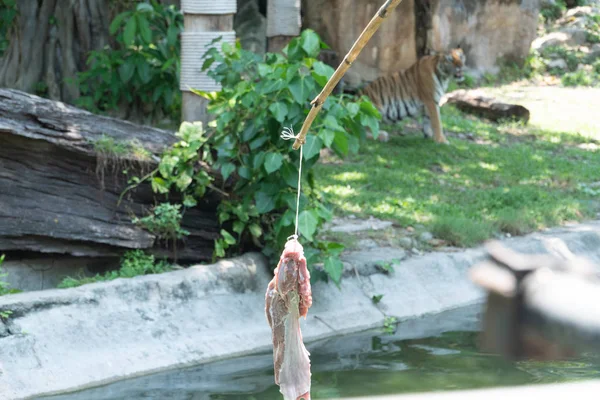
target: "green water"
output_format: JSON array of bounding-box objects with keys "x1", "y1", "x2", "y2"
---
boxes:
[
  {"x1": 210, "y1": 331, "x2": 600, "y2": 400},
  {"x1": 42, "y1": 306, "x2": 600, "y2": 400}
]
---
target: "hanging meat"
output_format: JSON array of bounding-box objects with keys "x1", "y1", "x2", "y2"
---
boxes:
[{"x1": 265, "y1": 238, "x2": 313, "y2": 400}]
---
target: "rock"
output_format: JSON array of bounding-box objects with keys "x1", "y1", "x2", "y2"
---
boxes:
[
  {"x1": 565, "y1": 6, "x2": 594, "y2": 18},
  {"x1": 326, "y1": 217, "x2": 393, "y2": 233},
  {"x1": 428, "y1": 238, "x2": 447, "y2": 247},
  {"x1": 589, "y1": 43, "x2": 600, "y2": 60},
  {"x1": 398, "y1": 237, "x2": 414, "y2": 249},
  {"x1": 419, "y1": 232, "x2": 434, "y2": 242},
  {"x1": 341, "y1": 247, "x2": 407, "y2": 277},
  {"x1": 357, "y1": 238, "x2": 378, "y2": 249},
  {"x1": 532, "y1": 28, "x2": 588, "y2": 51},
  {"x1": 546, "y1": 58, "x2": 569, "y2": 70}
]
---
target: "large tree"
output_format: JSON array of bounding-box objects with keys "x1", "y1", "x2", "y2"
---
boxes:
[{"x1": 0, "y1": 0, "x2": 179, "y2": 104}]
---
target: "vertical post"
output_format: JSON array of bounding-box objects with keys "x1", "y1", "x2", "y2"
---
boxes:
[
  {"x1": 266, "y1": 0, "x2": 301, "y2": 53},
  {"x1": 180, "y1": 0, "x2": 237, "y2": 124}
]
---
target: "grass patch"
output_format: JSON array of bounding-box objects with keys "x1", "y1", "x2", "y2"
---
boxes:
[
  {"x1": 58, "y1": 250, "x2": 173, "y2": 289},
  {"x1": 0, "y1": 254, "x2": 20, "y2": 296},
  {"x1": 431, "y1": 217, "x2": 494, "y2": 247},
  {"x1": 315, "y1": 105, "x2": 600, "y2": 247}
]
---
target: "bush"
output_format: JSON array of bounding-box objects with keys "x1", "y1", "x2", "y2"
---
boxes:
[
  {"x1": 138, "y1": 30, "x2": 380, "y2": 284},
  {"x1": 58, "y1": 250, "x2": 172, "y2": 288},
  {"x1": 0, "y1": 0, "x2": 17, "y2": 57},
  {"x1": 0, "y1": 255, "x2": 19, "y2": 296},
  {"x1": 540, "y1": 0, "x2": 566, "y2": 22},
  {"x1": 562, "y1": 70, "x2": 594, "y2": 86},
  {"x1": 75, "y1": 1, "x2": 182, "y2": 121}
]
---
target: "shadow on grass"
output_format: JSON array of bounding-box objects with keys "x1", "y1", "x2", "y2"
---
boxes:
[{"x1": 315, "y1": 106, "x2": 599, "y2": 247}]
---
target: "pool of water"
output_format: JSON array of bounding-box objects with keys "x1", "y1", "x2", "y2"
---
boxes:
[{"x1": 41, "y1": 305, "x2": 600, "y2": 400}]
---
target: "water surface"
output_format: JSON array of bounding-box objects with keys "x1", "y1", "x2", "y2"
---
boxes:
[{"x1": 42, "y1": 305, "x2": 600, "y2": 400}]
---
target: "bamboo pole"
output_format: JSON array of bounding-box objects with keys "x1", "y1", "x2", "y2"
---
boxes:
[{"x1": 292, "y1": 0, "x2": 404, "y2": 150}]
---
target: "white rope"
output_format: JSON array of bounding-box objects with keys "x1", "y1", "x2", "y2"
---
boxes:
[
  {"x1": 181, "y1": 0, "x2": 236, "y2": 14},
  {"x1": 280, "y1": 126, "x2": 303, "y2": 240},
  {"x1": 180, "y1": 31, "x2": 236, "y2": 91}
]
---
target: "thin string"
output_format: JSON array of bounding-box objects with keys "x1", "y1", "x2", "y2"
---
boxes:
[{"x1": 281, "y1": 126, "x2": 303, "y2": 240}]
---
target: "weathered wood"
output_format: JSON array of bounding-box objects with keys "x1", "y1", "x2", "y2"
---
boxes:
[
  {"x1": 0, "y1": 89, "x2": 220, "y2": 262},
  {"x1": 442, "y1": 89, "x2": 531, "y2": 124}
]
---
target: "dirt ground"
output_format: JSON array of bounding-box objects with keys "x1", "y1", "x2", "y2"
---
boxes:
[{"x1": 485, "y1": 85, "x2": 600, "y2": 139}]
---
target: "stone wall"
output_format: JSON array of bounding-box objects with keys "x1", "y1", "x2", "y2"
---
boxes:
[
  {"x1": 298, "y1": 0, "x2": 541, "y2": 88},
  {"x1": 432, "y1": 0, "x2": 541, "y2": 74}
]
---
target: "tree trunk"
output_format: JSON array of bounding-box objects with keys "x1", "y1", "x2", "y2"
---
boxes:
[
  {"x1": 0, "y1": 0, "x2": 111, "y2": 104},
  {"x1": 414, "y1": 0, "x2": 433, "y2": 58},
  {"x1": 0, "y1": 89, "x2": 224, "y2": 263},
  {"x1": 442, "y1": 89, "x2": 531, "y2": 124}
]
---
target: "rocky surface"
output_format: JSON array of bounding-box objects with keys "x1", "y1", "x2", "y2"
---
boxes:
[{"x1": 2, "y1": 219, "x2": 600, "y2": 399}]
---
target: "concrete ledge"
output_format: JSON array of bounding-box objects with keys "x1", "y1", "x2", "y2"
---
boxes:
[{"x1": 2, "y1": 221, "x2": 600, "y2": 399}]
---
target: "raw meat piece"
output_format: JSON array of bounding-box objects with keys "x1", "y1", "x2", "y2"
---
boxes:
[{"x1": 265, "y1": 238, "x2": 312, "y2": 400}]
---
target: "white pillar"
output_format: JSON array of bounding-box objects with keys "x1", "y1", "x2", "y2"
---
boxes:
[{"x1": 180, "y1": 0, "x2": 237, "y2": 124}]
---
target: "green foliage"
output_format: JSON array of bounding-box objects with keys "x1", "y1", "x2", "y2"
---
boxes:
[
  {"x1": 562, "y1": 69, "x2": 594, "y2": 87},
  {"x1": 132, "y1": 203, "x2": 189, "y2": 241},
  {"x1": 58, "y1": 250, "x2": 172, "y2": 288},
  {"x1": 431, "y1": 217, "x2": 495, "y2": 247},
  {"x1": 0, "y1": 254, "x2": 20, "y2": 296},
  {"x1": 76, "y1": 1, "x2": 183, "y2": 120},
  {"x1": 383, "y1": 316, "x2": 397, "y2": 335},
  {"x1": 540, "y1": 0, "x2": 566, "y2": 22},
  {"x1": 166, "y1": 29, "x2": 378, "y2": 283},
  {"x1": 0, "y1": 0, "x2": 17, "y2": 57},
  {"x1": 372, "y1": 294, "x2": 384, "y2": 304}
]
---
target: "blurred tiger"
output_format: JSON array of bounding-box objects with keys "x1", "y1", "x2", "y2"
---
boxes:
[{"x1": 359, "y1": 47, "x2": 466, "y2": 144}]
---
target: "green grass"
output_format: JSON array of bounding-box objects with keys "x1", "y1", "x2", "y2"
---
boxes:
[
  {"x1": 315, "y1": 106, "x2": 600, "y2": 247},
  {"x1": 57, "y1": 250, "x2": 173, "y2": 289}
]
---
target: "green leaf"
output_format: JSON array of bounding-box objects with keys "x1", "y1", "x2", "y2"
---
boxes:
[
  {"x1": 360, "y1": 100, "x2": 381, "y2": 118},
  {"x1": 298, "y1": 210, "x2": 318, "y2": 241},
  {"x1": 302, "y1": 136, "x2": 323, "y2": 160},
  {"x1": 258, "y1": 63, "x2": 272, "y2": 78},
  {"x1": 221, "y1": 229, "x2": 236, "y2": 245},
  {"x1": 221, "y1": 162, "x2": 235, "y2": 180},
  {"x1": 249, "y1": 223, "x2": 262, "y2": 238},
  {"x1": 137, "y1": 59, "x2": 151, "y2": 83},
  {"x1": 346, "y1": 102, "x2": 360, "y2": 117},
  {"x1": 317, "y1": 203, "x2": 334, "y2": 221},
  {"x1": 289, "y1": 76, "x2": 310, "y2": 104},
  {"x1": 372, "y1": 294, "x2": 383, "y2": 304},
  {"x1": 123, "y1": 16, "x2": 137, "y2": 46},
  {"x1": 324, "y1": 241, "x2": 345, "y2": 256},
  {"x1": 118, "y1": 62, "x2": 135, "y2": 83},
  {"x1": 324, "y1": 115, "x2": 343, "y2": 131},
  {"x1": 318, "y1": 129, "x2": 335, "y2": 148},
  {"x1": 249, "y1": 135, "x2": 269, "y2": 151},
  {"x1": 255, "y1": 191, "x2": 276, "y2": 214},
  {"x1": 264, "y1": 153, "x2": 283, "y2": 174},
  {"x1": 238, "y1": 166, "x2": 251, "y2": 180},
  {"x1": 281, "y1": 163, "x2": 299, "y2": 188},
  {"x1": 333, "y1": 131, "x2": 349, "y2": 156},
  {"x1": 281, "y1": 209, "x2": 295, "y2": 227},
  {"x1": 269, "y1": 102, "x2": 288, "y2": 123},
  {"x1": 109, "y1": 12, "x2": 129, "y2": 35},
  {"x1": 183, "y1": 195, "x2": 197, "y2": 208},
  {"x1": 252, "y1": 152, "x2": 267, "y2": 170},
  {"x1": 324, "y1": 256, "x2": 343, "y2": 285},
  {"x1": 300, "y1": 29, "x2": 320, "y2": 58},
  {"x1": 360, "y1": 114, "x2": 380, "y2": 137},
  {"x1": 151, "y1": 177, "x2": 169, "y2": 194},
  {"x1": 312, "y1": 61, "x2": 335, "y2": 86},
  {"x1": 176, "y1": 173, "x2": 192, "y2": 191},
  {"x1": 214, "y1": 239, "x2": 225, "y2": 257},
  {"x1": 136, "y1": 14, "x2": 152, "y2": 44},
  {"x1": 136, "y1": 3, "x2": 153, "y2": 12},
  {"x1": 233, "y1": 220, "x2": 245, "y2": 235}
]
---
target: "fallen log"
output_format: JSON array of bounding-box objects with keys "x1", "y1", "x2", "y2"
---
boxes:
[
  {"x1": 0, "y1": 89, "x2": 221, "y2": 264},
  {"x1": 441, "y1": 89, "x2": 530, "y2": 124}
]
